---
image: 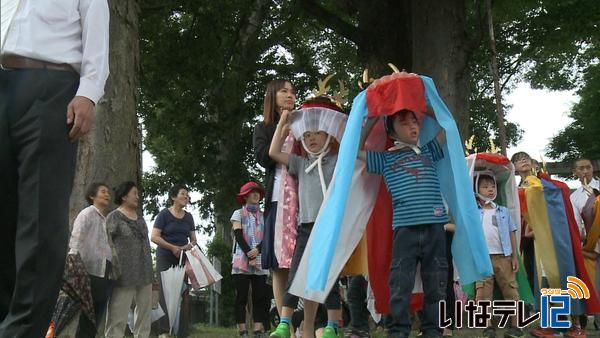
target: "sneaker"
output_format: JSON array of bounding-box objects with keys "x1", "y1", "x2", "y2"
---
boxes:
[
  {"x1": 504, "y1": 327, "x2": 524, "y2": 338},
  {"x1": 254, "y1": 330, "x2": 267, "y2": 338},
  {"x1": 529, "y1": 326, "x2": 556, "y2": 338},
  {"x1": 238, "y1": 330, "x2": 249, "y2": 338},
  {"x1": 322, "y1": 326, "x2": 339, "y2": 338},
  {"x1": 565, "y1": 327, "x2": 587, "y2": 338},
  {"x1": 269, "y1": 323, "x2": 291, "y2": 338}
]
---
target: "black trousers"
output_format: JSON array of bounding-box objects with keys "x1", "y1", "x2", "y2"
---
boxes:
[
  {"x1": 0, "y1": 68, "x2": 79, "y2": 337},
  {"x1": 232, "y1": 274, "x2": 270, "y2": 324},
  {"x1": 76, "y1": 273, "x2": 112, "y2": 338}
]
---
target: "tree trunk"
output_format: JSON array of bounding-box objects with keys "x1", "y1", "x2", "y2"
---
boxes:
[
  {"x1": 69, "y1": 0, "x2": 141, "y2": 224},
  {"x1": 486, "y1": 0, "x2": 508, "y2": 155},
  {"x1": 341, "y1": 0, "x2": 471, "y2": 139},
  {"x1": 355, "y1": 0, "x2": 414, "y2": 76},
  {"x1": 411, "y1": 0, "x2": 471, "y2": 140}
]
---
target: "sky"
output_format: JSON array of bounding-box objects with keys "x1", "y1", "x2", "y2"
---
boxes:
[{"x1": 142, "y1": 82, "x2": 580, "y2": 248}]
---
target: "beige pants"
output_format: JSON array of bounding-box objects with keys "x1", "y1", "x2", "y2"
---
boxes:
[
  {"x1": 475, "y1": 255, "x2": 519, "y2": 303},
  {"x1": 105, "y1": 283, "x2": 152, "y2": 338}
]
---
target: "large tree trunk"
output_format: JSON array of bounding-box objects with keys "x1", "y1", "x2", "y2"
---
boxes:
[
  {"x1": 306, "y1": 0, "x2": 472, "y2": 139},
  {"x1": 355, "y1": 1, "x2": 413, "y2": 75},
  {"x1": 411, "y1": 0, "x2": 471, "y2": 139},
  {"x1": 69, "y1": 0, "x2": 141, "y2": 223}
]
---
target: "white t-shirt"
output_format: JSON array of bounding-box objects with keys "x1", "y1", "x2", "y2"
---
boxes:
[
  {"x1": 271, "y1": 165, "x2": 283, "y2": 202},
  {"x1": 570, "y1": 178, "x2": 600, "y2": 237},
  {"x1": 483, "y1": 208, "x2": 504, "y2": 254}
]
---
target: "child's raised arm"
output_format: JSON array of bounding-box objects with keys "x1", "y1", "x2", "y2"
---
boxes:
[
  {"x1": 269, "y1": 109, "x2": 291, "y2": 166},
  {"x1": 358, "y1": 116, "x2": 380, "y2": 161},
  {"x1": 426, "y1": 105, "x2": 446, "y2": 145}
]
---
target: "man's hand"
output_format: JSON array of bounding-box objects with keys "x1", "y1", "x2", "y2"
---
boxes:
[{"x1": 67, "y1": 96, "x2": 96, "y2": 141}]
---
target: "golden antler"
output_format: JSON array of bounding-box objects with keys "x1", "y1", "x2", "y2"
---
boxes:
[
  {"x1": 311, "y1": 74, "x2": 335, "y2": 97},
  {"x1": 332, "y1": 80, "x2": 349, "y2": 107},
  {"x1": 388, "y1": 63, "x2": 401, "y2": 73},
  {"x1": 488, "y1": 137, "x2": 500, "y2": 154}
]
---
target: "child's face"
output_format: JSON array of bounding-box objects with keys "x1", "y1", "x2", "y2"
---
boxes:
[
  {"x1": 245, "y1": 191, "x2": 261, "y2": 205},
  {"x1": 276, "y1": 82, "x2": 295, "y2": 111},
  {"x1": 392, "y1": 111, "x2": 420, "y2": 145},
  {"x1": 478, "y1": 180, "x2": 496, "y2": 200},
  {"x1": 513, "y1": 155, "x2": 532, "y2": 174},
  {"x1": 303, "y1": 131, "x2": 329, "y2": 153}
]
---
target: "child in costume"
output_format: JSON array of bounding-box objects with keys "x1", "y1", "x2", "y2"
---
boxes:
[
  {"x1": 512, "y1": 151, "x2": 600, "y2": 338},
  {"x1": 230, "y1": 182, "x2": 270, "y2": 338},
  {"x1": 358, "y1": 102, "x2": 449, "y2": 337},
  {"x1": 268, "y1": 93, "x2": 347, "y2": 338},
  {"x1": 473, "y1": 171, "x2": 524, "y2": 338}
]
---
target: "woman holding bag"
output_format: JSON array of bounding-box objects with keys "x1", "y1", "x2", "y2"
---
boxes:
[
  {"x1": 231, "y1": 182, "x2": 270, "y2": 338},
  {"x1": 151, "y1": 184, "x2": 197, "y2": 337},
  {"x1": 67, "y1": 182, "x2": 114, "y2": 337}
]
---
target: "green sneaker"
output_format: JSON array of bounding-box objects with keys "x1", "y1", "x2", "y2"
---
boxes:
[
  {"x1": 322, "y1": 326, "x2": 339, "y2": 338},
  {"x1": 269, "y1": 322, "x2": 290, "y2": 338}
]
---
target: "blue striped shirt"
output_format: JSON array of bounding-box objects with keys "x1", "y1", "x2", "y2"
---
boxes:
[{"x1": 367, "y1": 139, "x2": 449, "y2": 227}]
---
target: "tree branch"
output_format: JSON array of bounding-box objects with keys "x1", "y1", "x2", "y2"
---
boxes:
[{"x1": 299, "y1": 0, "x2": 360, "y2": 45}]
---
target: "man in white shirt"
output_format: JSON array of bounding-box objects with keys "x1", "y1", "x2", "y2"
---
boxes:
[
  {"x1": 570, "y1": 158, "x2": 600, "y2": 237},
  {"x1": 0, "y1": 1, "x2": 109, "y2": 337}
]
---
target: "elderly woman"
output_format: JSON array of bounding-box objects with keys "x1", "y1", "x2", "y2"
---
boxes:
[
  {"x1": 105, "y1": 181, "x2": 153, "y2": 338},
  {"x1": 151, "y1": 184, "x2": 197, "y2": 337},
  {"x1": 68, "y1": 182, "x2": 113, "y2": 337}
]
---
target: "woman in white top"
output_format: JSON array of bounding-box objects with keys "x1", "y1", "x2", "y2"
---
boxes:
[{"x1": 68, "y1": 182, "x2": 113, "y2": 337}]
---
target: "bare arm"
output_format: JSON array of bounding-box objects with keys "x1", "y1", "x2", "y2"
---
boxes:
[
  {"x1": 436, "y1": 129, "x2": 446, "y2": 145},
  {"x1": 358, "y1": 116, "x2": 380, "y2": 161},
  {"x1": 510, "y1": 231, "x2": 519, "y2": 272},
  {"x1": 269, "y1": 110, "x2": 291, "y2": 166},
  {"x1": 151, "y1": 228, "x2": 183, "y2": 258},
  {"x1": 583, "y1": 250, "x2": 599, "y2": 260}
]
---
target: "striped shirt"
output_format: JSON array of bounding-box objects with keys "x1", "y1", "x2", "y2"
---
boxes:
[{"x1": 367, "y1": 139, "x2": 448, "y2": 227}]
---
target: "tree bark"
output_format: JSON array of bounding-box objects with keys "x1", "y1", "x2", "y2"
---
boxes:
[
  {"x1": 355, "y1": 0, "x2": 413, "y2": 76},
  {"x1": 486, "y1": 0, "x2": 508, "y2": 155},
  {"x1": 69, "y1": 0, "x2": 142, "y2": 224},
  {"x1": 306, "y1": 0, "x2": 471, "y2": 139},
  {"x1": 411, "y1": 0, "x2": 471, "y2": 140}
]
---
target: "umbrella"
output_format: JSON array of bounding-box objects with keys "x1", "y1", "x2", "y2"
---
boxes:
[
  {"x1": 161, "y1": 253, "x2": 186, "y2": 334},
  {"x1": 49, "y1": 253, "x2": 95, "y2": 336}
]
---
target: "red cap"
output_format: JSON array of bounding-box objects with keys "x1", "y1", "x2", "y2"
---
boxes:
[{"x1": 236, "y1": 182, "x2": 265, "y2": 205}]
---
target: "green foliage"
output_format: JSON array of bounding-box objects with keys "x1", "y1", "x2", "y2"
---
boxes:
[
  {"x1": 139, "y1": 1, "x2": 359, "y2": 234},
  {"x1": 139, "y1": 0, "x2": 598, "y2": 236},
  {"x1": 548, "y1": 64, "x2": 600, "y2": 162}
]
